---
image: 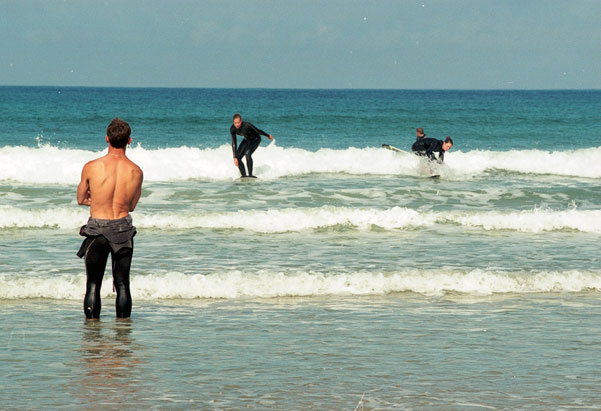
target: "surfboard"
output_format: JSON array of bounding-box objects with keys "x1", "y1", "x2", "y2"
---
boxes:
[
  {"x1": 382, "y1": 144, "x2": 410, "y2": 154},
  {"x1": 238, "y1": 176, "x2": 258, "y2": 182}
]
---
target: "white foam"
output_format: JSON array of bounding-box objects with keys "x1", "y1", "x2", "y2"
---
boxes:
[
  {"x1": 135, "y1": 206, "x2": 430, "y2": 232},
  {"x1": 0, "y1": 205, "x2": 89, "y2": 229},
  {"x1": 0, "y1": 145, "x2": 93, "y2": 184},
  {"x1": 2, "y1": 268, "x2": 600, "y2": 300},
  {"x1": 447, "y1": 207, "x2": 601, "y2": 233},
  {"x1": 447, "y1": 147, "x2": 601, "y2": 178},
  {"x1": 2, "y1": 144, "x2": 600, "y2": 183},
  {"x1": 1, "y1": 205, "x2": 600, "y2": 233}
]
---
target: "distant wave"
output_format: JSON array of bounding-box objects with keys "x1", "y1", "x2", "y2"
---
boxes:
[
  {"x1": 2, "y1": 268, "x2": 601, "y2": 300},
  {"x1": 2, "y1": 205, "x2": 600, "y2": 233},
  {"x1": 1, "y1": 143, "x2": 600, "y2": 183}
]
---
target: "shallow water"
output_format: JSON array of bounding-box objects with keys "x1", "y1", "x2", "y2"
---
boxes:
[{"x1": 3, "y1": 295, "x2": 601, "y2": 409}]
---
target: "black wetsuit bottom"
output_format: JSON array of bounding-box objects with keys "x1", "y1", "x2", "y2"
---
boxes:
[
  {"x1": 84, "y1": 235, "x2": 133, "y2": 319},
  {"x1": 236, "y1": 137, "x2": 261, "y2": 177}
]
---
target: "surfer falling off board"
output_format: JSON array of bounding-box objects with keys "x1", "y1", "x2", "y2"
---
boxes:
[
  {"x1": 230, "y1": 113, "x2": 274, "y2": 178},
  {"x1": 382, "y1": 127, "x2": 453, "y2": 163},
  {"x1": 411, "y1": 135, "x2": 453, "y2": 163}
]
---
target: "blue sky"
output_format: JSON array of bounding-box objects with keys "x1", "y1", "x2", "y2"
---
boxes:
[{"x1": 1, "y1": 0, "x2": 599, "y2": 89}]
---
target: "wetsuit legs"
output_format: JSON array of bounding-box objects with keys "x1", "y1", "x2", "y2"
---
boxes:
[
  {"x1": 112, "y1": 247, "x2": 133, "y2": 318},
  {"x1": 84, "y1": 237, "x2": 108, "y2": 319},
  {"x1": 236, "y1": 137, "x2": 261, "y2": 177},
  {"x1": 84, "y1": 235, "x2": 133, "y2": 319}
]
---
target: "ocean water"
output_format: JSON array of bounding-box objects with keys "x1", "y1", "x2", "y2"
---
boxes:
[{"x1": 1, "y1": 87, "x2": 601, "y2": 409}]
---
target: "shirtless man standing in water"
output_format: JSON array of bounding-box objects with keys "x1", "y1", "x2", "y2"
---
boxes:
[{"x1": 76, "y1": 118, "x2": 143, "y2": 319}]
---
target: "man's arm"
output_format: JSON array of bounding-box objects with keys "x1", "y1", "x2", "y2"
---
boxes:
[
  {"x1": 424, "y1": 146, "x2": 437, "y2": 161},
  {"x1": 248, "y1": 122, "x2": 270, "y2": 138},
  {"x1": 425, "y1": 140, "x2": 442, "y2": 161},
  {"x1": 77, "y1": 163, "x2": 92, "y2": 206},
  {"x1": 230, "y1": 128, "x2": 239, "y2": 166},
  {"x1": 129, "y1": 169, "x2": 144, "y2": 212},
  {"x1": 230, "y1": 128, "x2": 238, "y2": 157}
]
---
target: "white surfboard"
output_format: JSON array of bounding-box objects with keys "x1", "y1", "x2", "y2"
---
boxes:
[
  {"x1": 381, "y1": 144, "x2": 411, "y2": 154},
  {"x1": 238, "y1": 176, "x2": 259, "y2": 182}
]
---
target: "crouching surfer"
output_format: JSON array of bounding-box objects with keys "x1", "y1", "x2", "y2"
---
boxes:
[
  {"x1": 411, "y1": 136, "x2": 453, "y2": 163},
  {"x1": 76, "y1": 118, "x2": 143, "y2": 319}
]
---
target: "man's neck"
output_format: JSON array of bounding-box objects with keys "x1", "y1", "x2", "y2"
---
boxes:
[{"x1": 107, "y1": 146, "x2": 127, "y2": 157}]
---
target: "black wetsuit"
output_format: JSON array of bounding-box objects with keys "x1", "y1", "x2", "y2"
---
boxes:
[
  {"x1": 411, "y1": 137, "x2": 446, "y2": 163},
  {"x1": 230, "y1": 121, "x2": 270, "y2": 177},
  {"x1": 77, "y1": 216, "x2": 136, "y2": 319}
]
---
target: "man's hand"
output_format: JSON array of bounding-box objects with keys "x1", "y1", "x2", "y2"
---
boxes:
[
  {"x1": 80, "y1": 190, "x2": 91, "y2": 206},
  {"x1": 234, "y1": 158, "x2": 239, "y2": 167},
  {"x1": 77, "y1": 164, "x2": 92, "y2": 206},
  {"x1": 268, "y1": 134, "x2": 274, "y2": 140},
  {"x1": 83, "y1": 190, "x2": 92, "y2": 205}
]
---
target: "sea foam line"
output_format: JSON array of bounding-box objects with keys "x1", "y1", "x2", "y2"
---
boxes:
[
  {"x1": 2, "y1": 269, "x2": 601, "y2": 300},
  {"x1": 1, "y1": 205, "x2": 600, "y2": 233},
  {"x1": 1, "y1": 144, "x2": 600, "y2": 183}
]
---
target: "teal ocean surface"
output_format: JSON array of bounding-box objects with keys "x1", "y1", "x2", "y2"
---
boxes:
[{"x1": 1, "y1": 87, "x2": 601, "y2": 409}]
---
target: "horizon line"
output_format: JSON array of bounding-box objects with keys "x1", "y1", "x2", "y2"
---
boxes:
[{"x1": 1, "y1": 84, "x2": 600, "y2": 92}]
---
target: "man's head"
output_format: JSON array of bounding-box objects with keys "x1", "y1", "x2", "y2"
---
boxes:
[
  {"x1": 416, "y1": 127, "x2": 425, "y2": 137},
  {"x1": 106, "y1": 118, "x2": 131, "y2": 148},
  {"x1": 442, "y1": 136, "x2": 453, "y2": 151},
  {"x1": 233, "y1": 113, "x2": 242, "y2": 129}
]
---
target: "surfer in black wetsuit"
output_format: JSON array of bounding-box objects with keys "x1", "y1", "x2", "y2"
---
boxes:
[
  {"x1": 411, "y1": 136, "x2": 453, "y2": 163},
  {"x1": 230, "y1": 113, "x2": 274, "y2": 177}
]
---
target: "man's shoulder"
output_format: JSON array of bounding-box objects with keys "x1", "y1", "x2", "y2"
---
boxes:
[
  {"x1": 123, "y1": 157, "x2": 143, "y2": 176},
  {"x1": 83, "y1": 157, "x2": 103, "y2": 170},
  {"x1": 132, "y1": 162, "x2": 143, "y2": 177},
  {"x1": 113, "y1": 158, "x2": 143, "y2": 185}
]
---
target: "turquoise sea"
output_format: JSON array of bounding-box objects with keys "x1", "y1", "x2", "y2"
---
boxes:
[{"x1": 1, "y1": 87, "x2": 601, "y2": 409}]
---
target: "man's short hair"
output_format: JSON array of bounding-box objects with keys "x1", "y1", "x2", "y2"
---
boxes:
[
  {"x1": 233, "y1": 113, "x2": 242, "y2": 121},
  {"x1": 106, "y1": 118, "x2": 131, "y2": 148},
  {"x1": 416, "y1": 127, "x2": 424, "y2": 134},
  {"x1": 445, "y1": 136, "x2": 453, "y2": 145}
]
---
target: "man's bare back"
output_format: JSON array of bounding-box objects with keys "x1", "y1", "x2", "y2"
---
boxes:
[
  {"x1": 77, "y1": 147, "x2": 143, "y2": 219},
  {"x1": 77, "y1": 118, "x2": 143, "y2": 320}
]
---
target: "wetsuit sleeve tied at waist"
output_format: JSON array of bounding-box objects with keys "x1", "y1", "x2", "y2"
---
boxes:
[{"x1": 76, "y1": 215, "x2": 136, "y2": 258}]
